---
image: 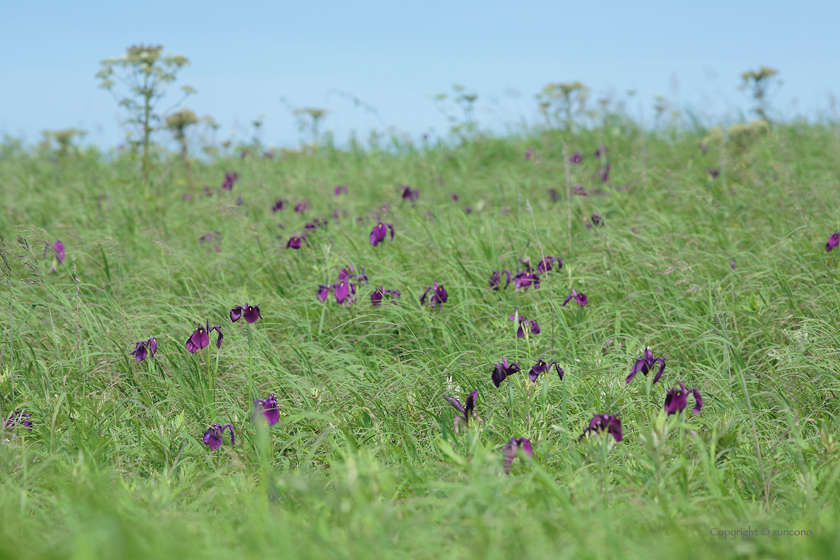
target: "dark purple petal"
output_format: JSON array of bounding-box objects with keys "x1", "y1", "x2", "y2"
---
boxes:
[
  {"x1": 131, "y1": 341, "x2": 148, "y2": 362},
  {"x1": 401, "y1": 186, "x2": 419, "y2": 201},
  {"x1": 519, "y1": 438, "x2": 533, "y2": 458},
  {"x1": 5, "y1": 411, "x2": 32, "y2": 432},
  {"x1": 317, "y1": 285, "x2": 330, "y2": 302},
  {"x1": 491, "y1": 369, "x2": 506, "y2": 387},
  {"x1": 503, "y1": 438, "x2": 517, "y2": 474},
  {"x1": 554, "y1": 363, "x2": 564, "y2": 380},
  {"x1": 443, "y1": 395, "x2": 465, "y2": 414},
  {"x1": 243, "y1": 305, "x2": 261, "y2": 323},
  {"x1": 465, "y1": 389, "x2": 478, "y2": 415},
  {"x1": 257, "y1": 394, "x2": 280, "y2": 426},
  {"x1": 827, "y1": 233, "x2": 840, "y2": 252},
  {"x1": 652, "y1": 357, "x2": 666, "y2": 384},
  {"x1": 203, "y1": 425, "x2": 223, "y2": 450},
  {"x1": 529, "y1": 319, "x2": 540, "y2": 335},
  {"x1": 147, "y1": 337, "x2": 157, "y2": 357},
  {"x1": 186, "y1": 326, "x2": 209, "y2": 354},
  {"x1": 210, "y1": 326, "x2": 224, "y2": 349},
  {"x1": 370, "y1": 223, "x2": 386, "y2": 246},
  {"x1": 599, "y1": 163, "x2": 611, "y2": 183},
  {"x1": 54, "y1": 241, "x2": 66, "y2": 264},
  {"x1": 608, "y1": 416, "x2": 623, "y2": 442},
  {"x1": 625, "y1": 358, "x2": 644, "y2": 383},
  {"x1": 579, "y1": 414, "x2": 622, "y2": 443},
  {"x1": 569, "y1": 151, "x2": 582, "y2": 164},
  {"x1": 664, "y1": 388, "x2": 682, "y2": 415},
  {"x1": 689, "y1": 387, "x2": 703, "y2": 414},
  {"x1": 272, "y1": 199, "x2": 285, "y2": 212},
  {"x1": 230, "y1": 306, "x2": 243, "y2": 322},
  {"x1": 489, "y1": 271, "x2": 501, "y2": 290}
]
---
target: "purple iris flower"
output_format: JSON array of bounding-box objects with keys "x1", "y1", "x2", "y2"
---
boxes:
[
  {"x1": 272, "y1": 199, "x2": 285, "y2": 212},
  {"x1": 45, "y1": 240, "x2": 66, "y2": 264},
  {"x1": 221, "y1": 172, "x2": 239, "y2": 191},
  {"x1": 339, "y1": 265, "x2": 368, "y2": 285},
  {"x1": 420, "y1": 282, "x2": 448, "y2": 309},
  {"x1": 626, "y1": 348, "x2": 666, "y2": 384},
  {"x1": 443, "y1": 389, "x2": 478, "y2": 431},
  {"x1": 573, "y1": 184, "x2": 587, "y2": 197},
  {"x1": 537, "y1": 256, "x2": 562, "y2": 274},
  {"x1": 585, "y1": 213, "x2": 604, "y2": 229},
  {"x1": 509, "y1": 313, "x2": 540, "y2": 338},
  {"x1": 304, "y1": 218, "x2": 328, "y2": 231},
  {"x1": 569, "y1": 151, "x2": 582, "y2": 163},
  {"x1": 130, "y1": 337, "x2": 158, "y2": 362},
  {"x1": 286, "y1": 235, "x2": 309, "y2": 249},
  {"x1": 230, "y1": 304, "x2": 261, "y2": 323},
  {"x1": 707, "y1": 168, "x2": 719, "y2": 179},
  {"x1": 371, "y1": 286, "x2": 401, "y2": 306},
  {"x1": 513, "y1": 271, "x2": 540, "y2": 290},
  {"x1": 579, "y1": 414, "x2": 623, "y2": 442},
  {"x1": 46, "y1": 240, "x2": 66, "y2": 273},
  {"x1": 528, "y1": 359, "x2": 563, "y2": 382},
  {"x1": 562, "y1": 289, "x2": 587, "y2": 307},
  {"x1": 317, "y1": 284, "x2": 330, "y2": 302},
  {"x1": 200, "y1": 231, "x2": 221, "y2": 253},
  {"x1": 334, "y1": 185, "x2": 348, "y2": 195},
  {"x1": 5, "y1": 410, "x2": 32, "y2": 432},
  {"x1": 333, "y1": 280, "x2": 356, "y2": 306},
  {"x1": 491, "y1": 357, "x2": 521, "y2": 387},
  {"x1": 826, "y1": 233, "x2": 839, "y2": 252},
  {"x1": 185, "y1": 322, "x2": 223, "y2": 354},
  {"x1": 294, "y1": 201, "x2": 308, "y2": 213},
  {"x1": 255, "y1": 394, "x2": 280, "y2": 426},
  {"x1": 369, "y1": 222, "x2": 395, "y2": 246},
  {"x1": 401, "y1": 186, "x2": 419, "y2": 202},
  {"x1": 489, "y1": 270, "x2": 511, "y2": 291},
  {"x1": 503, "y1": 437, "x2": 533, "y2": 474},
  {"x1": 203, "y1": 423, "x2": 235, "y2": 451},
  {"x1": 451, "y1": 193, "x2": 460, "y2": 201},
  {"x1": 598, "y1": 163, "x2": 611, "y2": 183},
  {"x1": 594, "y1": 146, "x2": 606, "y2": 159},
  {"x1": 525, "y1": 149, "x2": 535, "y2": 160},
  {"x1": 664, "y1": 381, "x2": 703, "y2": 415}
]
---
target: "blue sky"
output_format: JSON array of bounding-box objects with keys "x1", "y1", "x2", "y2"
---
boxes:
[{"x1": 1, "y1": 0, "x2": 838, "y2": 149}]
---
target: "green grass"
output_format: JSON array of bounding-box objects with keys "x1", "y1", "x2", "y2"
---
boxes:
[{"x1": 2, "y1": 122, "x2": 840, "y2": 559}]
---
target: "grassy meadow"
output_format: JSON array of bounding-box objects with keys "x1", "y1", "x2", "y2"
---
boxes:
[{"x1": 2, "y1": 121, "x2": 840, "y2": 559}]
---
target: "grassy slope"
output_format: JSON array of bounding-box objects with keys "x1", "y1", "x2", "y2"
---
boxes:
[{"x1": 1, "y1": 124, "x2": 840, "y2": 559}]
